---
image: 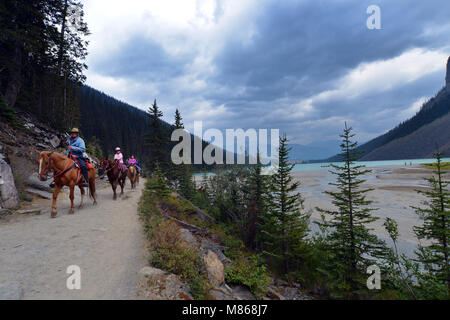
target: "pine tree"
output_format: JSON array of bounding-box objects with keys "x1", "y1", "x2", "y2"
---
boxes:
[
  {"x1": 174, "y1": 108, "x2": 184, "y2": 129},
  {"x1": 0, "y1": 0, "x2": 89, "y2": 130},
  {"x1": 262, "y1": 135, "x2": 310, "y2": 275},
  {"x1": 316, "y1": 123, "x2": 385, "y2": 297},
  {"x1": 170, "y1": 108, "x2": 192, "y2": 190},
  {"x1": 144, "y1": 99, "x2": 169, "y2": 173},
  {"x1": 147, "y1": 162, "x2": 170, "y2": 198},
  {"x1": 245, "y1": 153, "x2": 271, "y2": 250},
  {"x1": 412, "y1": 147, "x2": 450, "y2": 291}
]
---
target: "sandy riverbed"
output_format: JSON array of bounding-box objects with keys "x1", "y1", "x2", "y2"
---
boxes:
[
  {"x1": 295, "y1": 164, "x2": 449, "y2": 257},
  {"x1": 196, "y1": 164, "x2": 448, "y2": 257}
]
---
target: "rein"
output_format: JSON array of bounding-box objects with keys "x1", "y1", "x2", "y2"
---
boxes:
[{"x1": 48, "y1": 155, "x2": 76, "y2": 179}]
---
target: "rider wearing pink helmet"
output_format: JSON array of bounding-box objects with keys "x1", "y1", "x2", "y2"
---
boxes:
[{"x1": 114, "y1": 147, "x2": 125, "y2": 170}]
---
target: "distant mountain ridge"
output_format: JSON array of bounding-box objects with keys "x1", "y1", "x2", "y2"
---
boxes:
[{"x1": 326, "y1": 56, "x2": 450, "y2": 162}]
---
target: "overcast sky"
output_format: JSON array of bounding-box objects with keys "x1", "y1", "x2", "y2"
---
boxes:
[{"x1": 83, "y1": 0, "x2": 450, "y2": 146}]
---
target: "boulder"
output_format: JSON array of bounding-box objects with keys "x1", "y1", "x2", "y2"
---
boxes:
[
  {"x1": 179, "y1": 228, "x2": 199, "y2": 247},
  {"x1": 137, "y1": 266, "x2": 193, "y2": 300},
  {"x1": 203, "y1": 250, "x2": 224, "y2": 287},
  {"x1": 27, "y1": 173, "x2": 52, "y2": 192},
  {"x1": 0, "y1": 155, "x2": 19, "y2": 209},
  {"x1": 25, "y1": 188, "x2": 52, "y2": 200},
  {"x1": 46, "y1": 135, "x2": 61, "y2": 148},
  {"x1": 209, "y1": 286, "x2": 235, "y2": 300},
  {"x1": 200, "y1": 238, "x2": 231, "y2": 265},
  {"x1": 265, "y1": 286, "x2": 285, "y2": 300},
  {"x1": 229, "y1": 284, "x2": 256, "y2": 300}
]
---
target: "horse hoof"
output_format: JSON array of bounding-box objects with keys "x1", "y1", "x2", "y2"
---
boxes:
[
  {"x1": 69, "y1": 210, "x2": 74, "y2": 215},
  {"x1": 51, "y1": 212, "x2": 57, "y2": 218},
  {"x1": 93, "y1": 201, "x2": 98, "y2": 206}
]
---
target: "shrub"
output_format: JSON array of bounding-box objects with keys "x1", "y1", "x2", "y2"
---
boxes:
[
  {"x1": 139, "y1": 185, "x2": 209, "y2": 299},
  {"x1": 225, "y1": 254, "x2": 272, "y2": 299}
]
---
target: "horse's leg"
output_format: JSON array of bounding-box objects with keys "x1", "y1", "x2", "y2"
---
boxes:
[
  {"x1": 112, "y1": 181, "x2": 117, "y2": 200},
  {"x1": 78, "y1": 185, "x2": 85, "y2": 209},
  {"x1": 119, "y1": 176, "x2": 124, "y2": 196},
  {"x1": 90, "y1": 173, "x2": 97, "y2": 205},
  {"x1": 69, "y1": 184, "x2": 75, "y2": 214},
  {"x1": 51, "y1": 185, "x2": 62, "y2": 218}
]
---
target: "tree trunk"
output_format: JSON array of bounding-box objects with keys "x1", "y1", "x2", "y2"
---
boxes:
[{"x1": 4, "y1": 40, "x2": 22, "y2": 108}]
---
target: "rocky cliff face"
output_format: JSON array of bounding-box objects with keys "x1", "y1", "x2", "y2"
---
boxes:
[
  {"x1": 446, "y1": 56, "x2": 450, "y2": 87},
  {"x1": 0, "y1": 110, "x2": 67, "y2": 209},
  {"x1": 0, "y1": 149, "x2": 19, "y2": 209},
  {"x1": 353, "y1": 56, "x2": 450, "y2": 161}
]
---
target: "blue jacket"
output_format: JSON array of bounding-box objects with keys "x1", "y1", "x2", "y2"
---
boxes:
[{"x1": 68, "y1": 136, "x2": 86, "y2": 157}]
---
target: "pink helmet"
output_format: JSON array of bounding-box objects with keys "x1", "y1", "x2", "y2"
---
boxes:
[{"x1": 115, "y1": 147, "x2": 121, "y2": 151}]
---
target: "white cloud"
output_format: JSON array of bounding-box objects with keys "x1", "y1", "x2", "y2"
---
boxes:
[
  {"x1": 398, "y1": 96, "x2": 429, "y2": 119},
  {"x1": 294, "y1": 48, "x2": 447, "y2": 108}
]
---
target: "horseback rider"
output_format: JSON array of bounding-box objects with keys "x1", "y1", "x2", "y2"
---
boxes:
[
  {"x1": 68, "y1": 128, "x2": 89, "y2": 187},
  {"x1": 114, "y1": 147, "x2": 126, "y2": 173},
  {"x1": 131, "y1": 156, "x2": 142, "y2": 174}
]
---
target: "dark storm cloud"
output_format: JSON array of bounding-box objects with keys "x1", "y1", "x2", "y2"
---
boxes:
[
  {"x1": 88, "y1": 0, "x2": 450, "y2": 146},
  {"x1": 211, "y1": 0, "x2": 450, "y2": 103},
  {"x1": 92, "y1": 35, "x2": 193, "y2": 82}
]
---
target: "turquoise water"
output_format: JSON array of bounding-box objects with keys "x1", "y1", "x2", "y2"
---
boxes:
[
  {"x1": 292, "y1": 158, "x2": 450, "y2": 172},
  {"x1": 193, "y1": 158, "x2": 450, "y2": 175}
]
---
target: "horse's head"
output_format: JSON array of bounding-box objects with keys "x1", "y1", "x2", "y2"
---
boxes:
[
  {"x1": 36, "y1": 151, "x2": 53, "y2": 181},
  {"x1": 100, "y1": 159, "x2": 115, "y2": 171}
]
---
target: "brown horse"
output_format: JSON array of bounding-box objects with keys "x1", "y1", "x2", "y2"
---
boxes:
[
  {"x1": 36, "y1": 151, "x2": 97, "y2": 218},
  {"x1": 127, "y1": 164, "x2": 138, "y2": 189},
  {"x1": 100, "y1": 159, "x2": 127, "y2": 200}
]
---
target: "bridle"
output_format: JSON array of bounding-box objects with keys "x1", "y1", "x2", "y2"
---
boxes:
[
  {"x1": 101, "y1": 160, "x2": 116, "y2": 172},
  {"x1": 38, "y1": 154, "x2": 53, "y2": 180},
  {"x1": 39, "y1": 153, "x2": 75, "y2": 181}
]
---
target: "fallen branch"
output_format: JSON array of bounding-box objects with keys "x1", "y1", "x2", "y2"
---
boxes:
[
  {"x1": 161, "y1": 208, "x2": 211, "y2": 237},
  {"x1": 176, "y1": 194, "x2": 216, "y2": 223}
]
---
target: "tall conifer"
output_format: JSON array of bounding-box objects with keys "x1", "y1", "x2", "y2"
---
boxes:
[{"x1": 316, "y1": 123, "x2": 385, "y2": 297}]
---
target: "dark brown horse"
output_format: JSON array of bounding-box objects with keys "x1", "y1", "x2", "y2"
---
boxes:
[
  {"x1": 36, "y1": 151, "x2": 97, "y2": 218},
  {"x1": 100, "y1": 159, "x2": 127, "y2": 200}
]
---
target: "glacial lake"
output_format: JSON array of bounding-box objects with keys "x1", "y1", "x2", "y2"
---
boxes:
[{"x1": 194, "y1": 158, "x2": 450, "y2": 176}]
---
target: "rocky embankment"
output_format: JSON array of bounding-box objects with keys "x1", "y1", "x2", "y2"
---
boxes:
[
  {"x1": 137, "y1": 193, "x2": 312, "y2": 301},
  {"x1": 0, "y1": 111, "x2": 67, "y2": 213}
]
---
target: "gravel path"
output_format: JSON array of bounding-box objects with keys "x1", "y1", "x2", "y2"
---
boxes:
[{"x1": 0, "y1": 179, "x2": 147, "y2": 300}]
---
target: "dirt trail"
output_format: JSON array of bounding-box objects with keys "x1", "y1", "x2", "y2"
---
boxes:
[{"x1": 0, "y1": 179, "x2": 147, "y2": 300}]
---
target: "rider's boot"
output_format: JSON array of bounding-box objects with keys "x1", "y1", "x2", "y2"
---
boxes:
[
  {"x1": 81, "y1": 170, "x2": 89, "y2": 188},
  {"x1": 49, "y1": 180, "x2": 55, "y2": 188}
]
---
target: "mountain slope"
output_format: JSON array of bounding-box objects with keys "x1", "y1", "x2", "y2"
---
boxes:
[
  {"x1": 360, "y1": 110, "x2": 450, "y2": 160},
  {"x1": 79, "y1": 85, "x2": 229, "y2": 168},
  {"x1": 327, "y1": 57, "x2": 450, "y2": 161}
]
